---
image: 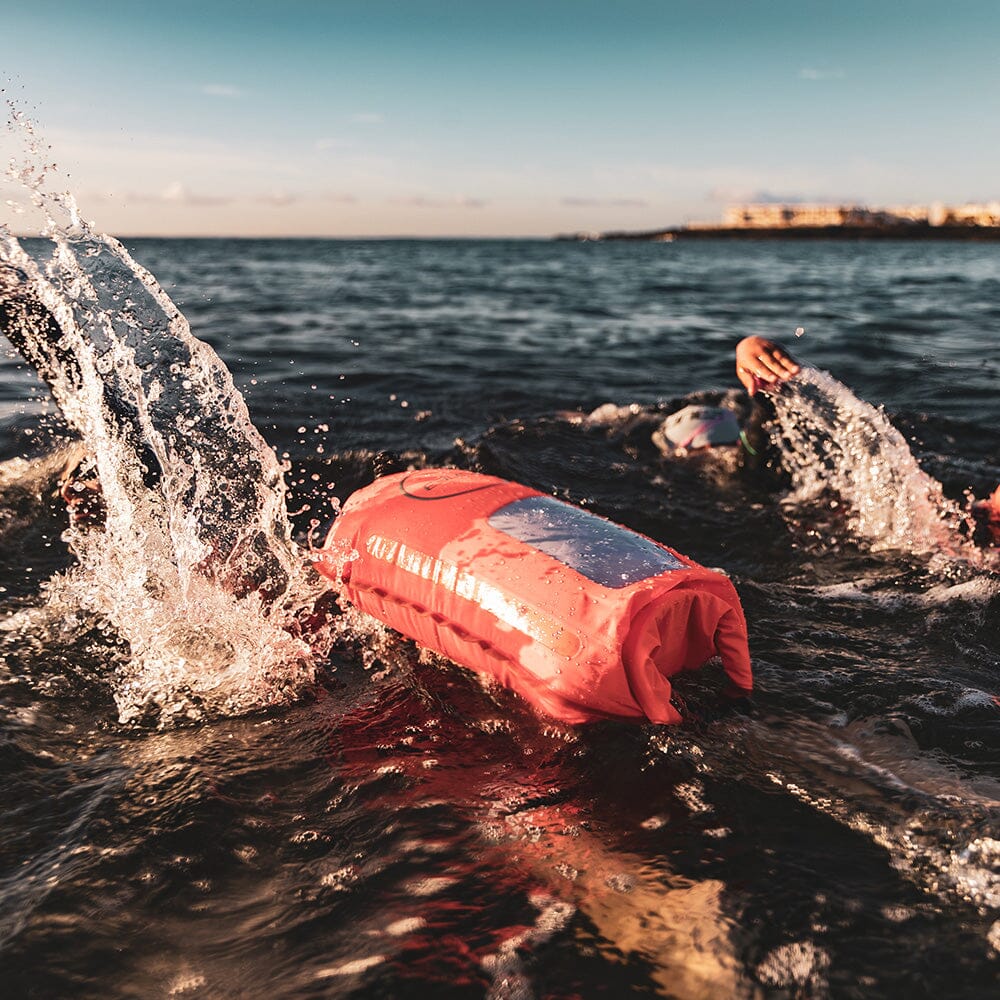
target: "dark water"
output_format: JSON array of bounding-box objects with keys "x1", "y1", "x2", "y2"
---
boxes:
[{"x1": 2, "y1": 238, "x2": 999, "y2": 997}]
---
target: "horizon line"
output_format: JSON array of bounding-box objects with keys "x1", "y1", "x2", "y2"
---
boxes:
[{"x1": 9, "y1": 232, "x2": 562, "y2": 241}]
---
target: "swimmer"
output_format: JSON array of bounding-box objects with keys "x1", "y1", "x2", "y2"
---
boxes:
[
  {"x1": 648, "y1": 336, "x2": 799, "y2": 460},
  {"x1": 575, "y1": 336, "x2": 801, "y2": 493}
]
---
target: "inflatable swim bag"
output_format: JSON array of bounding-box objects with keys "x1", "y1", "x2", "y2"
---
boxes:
[{"x1": 315, "y1": 469, "x2": 753, "y2": 724}]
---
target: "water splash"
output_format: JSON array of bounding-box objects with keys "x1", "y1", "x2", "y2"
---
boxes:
[
  {"x1": 768, "y1": 366, "x2": 978, "y2": 563},
  {"x1": 2, "y1": 103, "x2": 329, "y2": 724}
]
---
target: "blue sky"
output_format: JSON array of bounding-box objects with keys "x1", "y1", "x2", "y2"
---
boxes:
[{"x1": 2, "y1": 1, "x2": 998, "y2": 236}]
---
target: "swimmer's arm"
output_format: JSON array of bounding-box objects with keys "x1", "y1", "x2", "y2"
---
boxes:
[
  {"x1": 736, "y1": 336, "x2": 800, "y2": 394},
  {"x1": 738, "y1": 378, "x2": 789, "y2": 486}
]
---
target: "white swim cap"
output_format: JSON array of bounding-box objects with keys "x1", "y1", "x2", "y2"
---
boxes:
[{"x1": 654, "y1": 405, "x2": 741, "y2": 452}]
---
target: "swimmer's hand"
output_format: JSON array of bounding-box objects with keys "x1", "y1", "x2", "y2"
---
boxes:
[
  {"x1": 58, "y1": 452, "x2": 106, "y2": 528},
  {"x1": 736, "y1": 336, "x2": 800, "y2": 394}
]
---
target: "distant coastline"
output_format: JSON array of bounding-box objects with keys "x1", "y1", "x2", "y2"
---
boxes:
[
  {"x1": 557, "y1": 200, "x2": 1000, "y2": 242},
  {"x1": 557, "y1": 222, "x2": 1000, "y2": 242}
]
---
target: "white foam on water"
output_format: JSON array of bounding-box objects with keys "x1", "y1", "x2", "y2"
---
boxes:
[
  {"x1": 166, "y1": 970, "x2": 207, "y2": 996},
  {"x1": 755, "y1": 940, "x2": 830, "y2": 991},
  {"x1": 764, "y1": 734, "x2": 1000, "y2": 937},
  {"x1": 481, "y1": 893, "x2": 575, "y2": 1000},
  {"x1": 2, "y1": 103, "x2": 332, "y2": 724},
  {"x1": 313, "y1": 955, "x2": 386, "y2": 979},
  {"x1": 768, "y1": 366, "x2": 980, "y2": 565}
]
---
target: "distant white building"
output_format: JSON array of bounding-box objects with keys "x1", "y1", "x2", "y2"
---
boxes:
[
  {"x1": 946, "y1": 201, "x2": 1000, "y2": 226},
  {"x1": 722, "y1": 204, "x2": 854, "y2": 228},
  {"x1": 714, "y1": 201, "x2": 1000, "y2": 229}
]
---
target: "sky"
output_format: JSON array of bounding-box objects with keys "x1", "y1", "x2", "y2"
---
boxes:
[{"x1": 1, "y1": 0, "x2": 999, "y2": 237}]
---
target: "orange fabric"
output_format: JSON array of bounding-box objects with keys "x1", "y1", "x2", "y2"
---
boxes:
[
  {"x1": 987, "y1": 486, "x2": 1000, "y2": 544},
  {"x1": 988, "y1": 485, "x2": 1000, "y2": 521},
  {"x1": 315, "y1": 469, "x2": 753, "y2": 725}
]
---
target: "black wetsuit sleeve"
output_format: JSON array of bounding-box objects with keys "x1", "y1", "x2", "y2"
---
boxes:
[
  {"x1": 0, "y1": 264, "x2": 162, "y2": 487},
  {"x1": 738, "y1": 393, "x2": 788, "y2": 488}
]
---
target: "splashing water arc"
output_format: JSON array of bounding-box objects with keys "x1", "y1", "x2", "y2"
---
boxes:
[
  {"x1": 2, "y1": 105, "x2": 326, "y2": 724},
  {"x1": 769, "y1": 367, "x2": 979, "y2": 563}
]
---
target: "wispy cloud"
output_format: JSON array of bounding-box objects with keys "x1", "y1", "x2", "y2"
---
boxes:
[
  {"x1": 256, "y1": 190, "x2": 298, "y2": 207},
  {"x1": 153, "y1": 181, "x2": 233, "y2": 207},
  {"x1": 799, "y1": 67, "x2": 845, "y2": 81},
  {"x1": 707, "y1": 187, "x2": 856, "y2": 205},
  {"x1": 390, "y1": 195, "x2": 487, "y2": 209},
  {"x1": 708, "y1": 187, "x2": 802, "y2": 204},
  {"x1": 201, "y1": 83, "x2": 246, "y2": 98},
  {"x1": 562, "y1": 196, "x2": 648, "y2": 208}
]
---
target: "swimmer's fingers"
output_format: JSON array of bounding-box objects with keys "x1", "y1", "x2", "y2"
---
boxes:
[
  {"x1": 737, "y1": 366, "x2": 761, "y2": 394},
  {"x1": 757, "y1": 344, "x2": 800, "y2": 382},
  {"x1": 735, "y1": 336, "x2": 800, "y2": 393}
]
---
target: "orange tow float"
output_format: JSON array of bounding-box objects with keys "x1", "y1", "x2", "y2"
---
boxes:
[{"x1": 314, "y1": 469, "x2": 753, "y2": 725}]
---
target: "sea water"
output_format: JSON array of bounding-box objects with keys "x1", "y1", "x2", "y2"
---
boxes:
[{"x1": 2, "y1": 129, "x2": 1000, "y2": 995}]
